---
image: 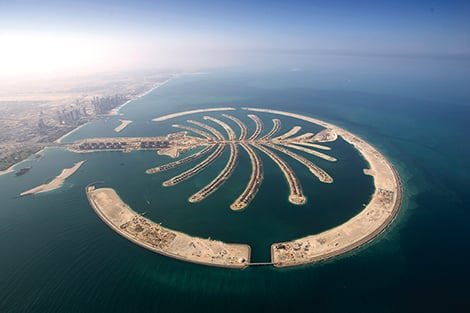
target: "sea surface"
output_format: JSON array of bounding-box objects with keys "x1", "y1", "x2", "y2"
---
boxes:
[{"x1": 1, "y1": 62, "x2": 469, "y2": 312}]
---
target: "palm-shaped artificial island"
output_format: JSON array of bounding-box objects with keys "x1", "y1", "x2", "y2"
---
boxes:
[
  {"x1": 72, "y1": 111, "x2": 337, "y2": 208},
  {"x1": 152, "y1": 113, "x2": 336, "y2": 208},
  {"x1": 66, "y1": 108, "x2": 400, "y2": 269}
]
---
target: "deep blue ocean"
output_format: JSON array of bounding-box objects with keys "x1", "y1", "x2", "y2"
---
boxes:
[{"x1": 1, "y1": 58, "x2": 469, "y2": 312}]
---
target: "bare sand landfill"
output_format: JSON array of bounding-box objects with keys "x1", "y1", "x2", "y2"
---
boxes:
[
  {"x1": 87, "y1": 186, "x2": 250, "y2": 268},
  {"x1": 114, "y1": 120, "x2": 132, "y2": 133}
]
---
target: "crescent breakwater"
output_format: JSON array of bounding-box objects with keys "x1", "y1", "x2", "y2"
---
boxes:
[
  {"x1": 242, "y1": 108, "x2": 401, "y2": 268},
  {"x1": 152, "y1": 108, "x2": 236, "y2": 122},
  {"x1": 86, "y1": 186, "x2": 250, "y2": 268}
]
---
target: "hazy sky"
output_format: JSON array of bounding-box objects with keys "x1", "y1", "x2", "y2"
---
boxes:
[{"x1": 1, "y1": 0, "x2": 470, "y2": 80}]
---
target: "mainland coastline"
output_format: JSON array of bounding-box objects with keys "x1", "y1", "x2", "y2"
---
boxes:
[
  {"x1": 0, "y1": 164, "x2": 15, "y2": 176},
  {"x1": 55, "y1": 78, "x2": 172, "y2": 145},
  {"x1": 108, "y1": 77, "x2": 172, "y2": 116}
]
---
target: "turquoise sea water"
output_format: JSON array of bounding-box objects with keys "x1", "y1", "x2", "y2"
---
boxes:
[{"x1": 1, "y1": 67, "x2": 469, "y2": 312}]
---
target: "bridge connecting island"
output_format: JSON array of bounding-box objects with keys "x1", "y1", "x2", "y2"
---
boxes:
[{"x1": 71, "y1": 107, "x2": 400, "y2": 268}]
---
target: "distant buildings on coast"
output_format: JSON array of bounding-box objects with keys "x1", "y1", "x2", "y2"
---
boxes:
[
  {"x1": 56, "y1": 106, "x2": 88, "y2": 126},
  {"x1": 36, "y1": 94, "x2": 129, "y2": 131},
  {"x1": 92, "y1": 95, "x2": 128, "y2": 115}
]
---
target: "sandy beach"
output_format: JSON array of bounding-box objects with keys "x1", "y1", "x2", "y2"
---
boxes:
[
  {"x1": 109, "y1": 77, "x2": 173, "y2": 116},
  {"x1": 54, "y1": 124, "x2": 87, "y2": 144},
  {"x1": 0, "y1": 165, "x2": 15, "y2": 176},
  {"x1": 20, "y1": 161, "x2": 86, "y2": 196}
]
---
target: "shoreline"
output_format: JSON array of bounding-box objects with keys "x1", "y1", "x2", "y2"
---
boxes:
[
  {"x1": 0, "y1": 146, "x2": 47, "y2": 177},
  {"x1": 153, "y1": 107, "x2": 236, "y2": 122},
  {"x1": 241, "y1": 108, "x2": 402, "y2": 267},
  {"x1": 20, "y1": 161, "x2": 86, "y2": 196},
  {"x1": 0, "y1": 164, "x2": 15, "y2": 176},
  {"x1": 68, "y1": 107, "x2": 401, "y2": 268},
  {"x1": 188, "y1": 143, "x2": 238, "y2": 203},
  {"x1": 230, "y1": 143, "x2": 263, "y2": 210},
  {"x1": 271, "y1": 164, "x2": 402, "y2": 268},
  {"x1": 162, "y1": 144, "x2": 225, "y2": 186},
  {"x1": 55, "y1": 123, "x2": 87, "y2": 144},
  {"x1": 108, "y1": 77, "x2": 173, "y2": 116},
  {"x1": 222, "y1": 114, "x2": 248, "y2": 140},
  {"x1": 247, "y1": 114, "x2": 263, "y2": 140},
  {"x1": 57, "y1": 77, "x2": 173, "y2": 144},
  {"x1": 152, "y1": 108, "x2": 402, "y2": 264},
  {"x1": 252, "y1": 142, "x2": 306, "y2": 205},
  {"x1": 2, "y1": 75, "x2": 174, "y2": 177},
  {"x1": 86, "y1": 186, "x2": 250, "y2": 268}
]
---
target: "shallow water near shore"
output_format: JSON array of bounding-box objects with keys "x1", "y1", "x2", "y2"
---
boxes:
[{"x1": 0, "y1": 68, "x2": 469, "y2": 312}]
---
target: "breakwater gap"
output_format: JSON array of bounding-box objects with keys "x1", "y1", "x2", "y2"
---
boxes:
[{"x1": 248, "y1": 262, "x2": 274, "y2": 266}]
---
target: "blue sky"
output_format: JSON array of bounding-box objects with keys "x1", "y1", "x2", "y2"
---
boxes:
[
  {"x1": 3, "y1": 0, "x2": 470, "y2": 53},
  {"x1": 1, "y1": 0, "x2": 470, "y2": 78}
]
